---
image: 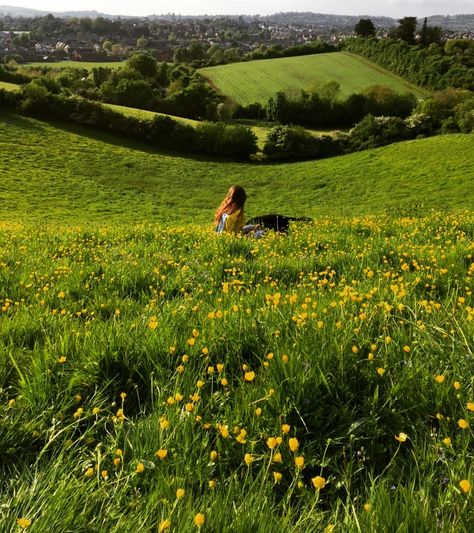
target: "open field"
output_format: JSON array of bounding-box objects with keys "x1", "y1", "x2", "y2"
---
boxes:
[
  {"x1": 0, "y1": 81, "x2": 21, "y2": 92},
  {"x1": 200, "y1": 52, "x2": 429, "y2": 105},
  {"x1": 0, "y1": 113, "x2": 472, "y2": 225},
  {"x1": 1, "y1": 111, "x2": 474, "y2": 531},
  {"x1": 104, "y1": 103, "x2": 200, "y2": 127},
  {"x1": 25, "y1": 60, "x2": 127, "y2": 70},
  {"x1": 1, "y1": 212, "x2": 473, "y2": 531}
]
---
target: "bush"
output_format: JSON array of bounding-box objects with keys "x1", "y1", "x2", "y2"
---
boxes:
[
  {"x1": 263, "y1": 125, "x2": 346, "y2": 161},
  {"x1": 349, "y1": 115, "x2": 411, "y2": 151},
  {"x1": 196, "y1": 122, "x2": 257, "y2": 159}
]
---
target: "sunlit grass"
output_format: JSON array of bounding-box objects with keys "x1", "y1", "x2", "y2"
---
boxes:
[
  {"x1": 0, "y1": 112, "x2": 472, "y2": 225},
  {"x1": 200, "y1": 51, "x2": 428, "y2": 106},
  {"x1": 0, "y1": 212, "x2": 473, "y2": 530}
]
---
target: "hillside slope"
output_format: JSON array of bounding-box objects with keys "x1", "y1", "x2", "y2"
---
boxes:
[
  {"x1": 199, "y1": 52, "x2": 428, "y2": 105},
  {"x1": 0, "y1": 113, "x2": 472, "y2": 224}
]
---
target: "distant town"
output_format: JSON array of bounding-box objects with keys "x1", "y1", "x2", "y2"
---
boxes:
[{"x1": 0, "y1": 8, "x2": 473, "y2": 63}]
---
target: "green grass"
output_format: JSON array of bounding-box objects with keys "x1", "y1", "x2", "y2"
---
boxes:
[
  {"x1": 1, "y1": 110, "x2": 473, "y2": 531},
  {"x1": 0, "y1": 112, "x2": 472, "y2": 225},
  {"x1": 25, "y1": 60, "x2": 127, "y2": 70},
  {"x1": 200, "y1": 52, "x2": 428, "y2": 105},
  {"x1": 104, "y1": 103, "x2": 200, "y2": 127},
  {"x1": 0, "y1": 81, "x2": 21, "y2": 92},
  {"x1": 0, "y1": 212, "x2": 473, "y2": 531}
]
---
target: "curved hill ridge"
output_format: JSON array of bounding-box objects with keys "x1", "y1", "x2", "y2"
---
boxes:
[{"x1": 0, "y1": 113, "x2": 472, "y2": 224}]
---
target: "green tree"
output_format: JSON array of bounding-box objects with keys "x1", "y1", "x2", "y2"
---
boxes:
[
  {"x1": 127, "y1": 53, "x2": 157, "y2": 78},
  {"x1": 136, "y1": 36, "x2": 149, "y2": 49},
  {"x1": 396, "y1": 17, "x2": 417, "y2": 44},
  {"x1": 354, "y1": 19, "x2": 376, "y2": 38}
]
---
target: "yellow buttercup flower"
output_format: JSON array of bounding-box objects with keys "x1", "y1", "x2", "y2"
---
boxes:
[
  {"x1": 155, "y1": 449, "x2": 168, "y2": 460},
  {"x1": 267, "y1": 437, "x2": 278, "y2": 450},
  {"x1": 135, "y1": 462, "x2": 145, "y2": 473},
  {"x1": 312, "y1": 476, "x2": 326, "y2": 489},
  {"x1": 435, "y1": 375, "x2": 445, "y2": 384},
  {"x1": 459, "y1": 479, "x2": 471, "y2": 494},
  {"x1": 273, "y1": 471, "x2": 283, "y2": 483},
  {"x1": 458, "y1": 419, "x2": 469, "y2": 429},
  {"x1": 176, "y1": 488, "x2": 185, "y2": 499},
  {"x1": 16, "y1": 518, "x2": 31, "y2": 529},
  {"x1": 194, "y1": 513, "x2": 205, "y2": 527},
  {"x1": 289, "y1": 437, "x2": 299, "y2": 452},
  {"x1": 295, "y1": 456, "x2": 305, "y2": 469},
  {"x1": 395, "y1": 432, "x2": 408, "y2": 443},
  {"x1": 219, "y1": 424, "x2": 229, "y2": 438},
  {"x1": 159, "y1": 519, "x2": 171, "y2": 531},
  {"x1": 244, "y1": 453, "x2": 253, "y2": 465},
  {"x1": 281, "y1": 424, "x2": 290, "y2": 434},
  {"x1": 244, "y1": 371, "x2": 255, "y2": 382}
]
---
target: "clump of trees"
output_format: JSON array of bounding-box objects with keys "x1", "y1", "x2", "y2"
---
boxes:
[
  {"x1": 0, "y1": 52, "x2": 223, "y2": 121},
  {"x1": 344, "y1": 37, "x2": 473, "y2": 91},
  {"x1": 237, "y1": 82, "x2": 417, "y2": 129},
  {"x1": 262, "y1": 87, "x2": 474, "y2": 161}
]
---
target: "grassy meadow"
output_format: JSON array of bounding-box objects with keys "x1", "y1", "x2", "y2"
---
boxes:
[
  {"x1": 199, "y1": 52, "x2": 428, "y2": 106},
  {"x1": 25, "y1": 60, "x2": 127, "y2": 70},
  {"x1": 1, "y1": 112, "x2": 474, "y2": 531},
  {"x1": 1, "y1": 113, "x2": 473, "y2": 225},
  {"x1": 1, "y1": 213, "x2": 473, "y2": 532}
]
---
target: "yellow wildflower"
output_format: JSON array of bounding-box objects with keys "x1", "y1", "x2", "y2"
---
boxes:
[
  {"x1": 194, "y1": 513, "x2": 205, "y2": 527},
  {"x1": 312, "y1": 476, "x2": 326, "y2": 489},
  {"x1": 16, "y1": 518, "x2": 31, "y2": 529},
  {"x1": 159, "y1": 519, "x2": 171, "y2": 531},
  {"x1": 155, "y1": 449, "x2": 168, "y2": 460},
  {"x1": 289, "y1": 438, "x2": 299, "y2": 452}
]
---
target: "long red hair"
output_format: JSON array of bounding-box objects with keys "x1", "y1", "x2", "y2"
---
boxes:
[{"x1": 214, "y1": 185, "x2": 247, "y2": 226}]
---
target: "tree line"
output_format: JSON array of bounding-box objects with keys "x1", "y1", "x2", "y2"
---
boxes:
[{"x1": 344, "y1": 37, "x2": 474, "y2": 91}]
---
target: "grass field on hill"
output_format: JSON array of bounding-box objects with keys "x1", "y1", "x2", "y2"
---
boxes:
[
  {"x1": 25, "y1": 60, "x2": 126, "y2": 70},
  {"x1": 0, "y1": 113, "x2": 472, "y2": 225},
  {"x1": 0, "y1": 81, "x2": 21, "y2": 92},
  {"x1": 200, "y1": 52, "x2": 428, "y2": 105}
]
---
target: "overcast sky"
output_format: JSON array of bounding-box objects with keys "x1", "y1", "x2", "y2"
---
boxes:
[{"x1": 5, "y1": 0, "x2": 474, "y2": 17}]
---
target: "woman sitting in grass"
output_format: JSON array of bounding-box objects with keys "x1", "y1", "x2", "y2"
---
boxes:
[{"x1": 214, "y1": 185, "x2": 261, "y2": 235}]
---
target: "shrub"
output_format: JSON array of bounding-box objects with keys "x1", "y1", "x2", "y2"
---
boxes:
[
  {"x1": 263, "y1": 125, "x2": 345, "y2": 161},
  {"x1": 196, "y1": 122, "x2": 257, "y2": 159},
  {"x1": 349, "y1": 115, "x2": 411, "y2": 151}
]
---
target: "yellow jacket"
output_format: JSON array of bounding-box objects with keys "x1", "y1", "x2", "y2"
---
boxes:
[{"x1": 216, "y1": 210, "x2": 245, "y2": 234}]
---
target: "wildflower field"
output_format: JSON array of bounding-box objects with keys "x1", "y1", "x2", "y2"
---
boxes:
[{"x1": 1, "y1": 211, "x2": 473, "y2": 532}]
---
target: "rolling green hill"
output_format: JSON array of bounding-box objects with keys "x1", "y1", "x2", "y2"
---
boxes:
[
  {"x1": 0, "y1": 112, "x2": 472, "y2": 224},
  {"x1": 200, "y1": 52, "x2": 428, "y2": 105},
  {"x1": 25, "y1": 60, "x2": 127, "y2": 70},
  {"x1": 0, "y1": 81, "x2": 21, "y2": 91}
]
